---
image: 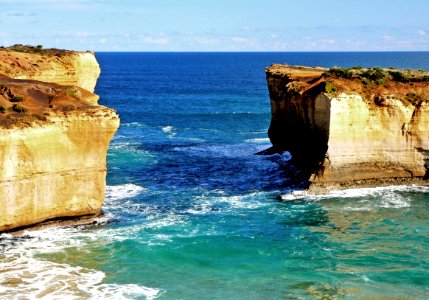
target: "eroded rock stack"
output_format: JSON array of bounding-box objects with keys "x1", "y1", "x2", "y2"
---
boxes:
[{"x1": 266, "y1": 64, "x2": 429, "y2": 192}]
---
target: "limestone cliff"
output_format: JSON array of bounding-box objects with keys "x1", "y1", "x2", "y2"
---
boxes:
[
  {"x1": 0, "y1": 46, "x2": 100, "y2": 92},
  {"x1": 0, "y1": 46, "x2": 119, "y2": 232},
  {"x1": 266, "y1": 64, "x2": 429, "y2": 191}
]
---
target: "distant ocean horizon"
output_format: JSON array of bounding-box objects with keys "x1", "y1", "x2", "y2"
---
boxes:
[
  {"x1": 1, "y1": 52, "x2": 428, "y2": 299},
  {"x1": 96, "y1": 51, "x2": 429, "y2": 53}
]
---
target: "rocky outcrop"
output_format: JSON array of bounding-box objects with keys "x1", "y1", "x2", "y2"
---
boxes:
[
  {"x1": 0, "y1": 47, "x2": 100, "y2": 92},
  {"x1": 0, "y1": 47, "x2": 119, "y2": 232},
  {"x1": 266, "y1": 64, "x2": 429, "y2": 191}
]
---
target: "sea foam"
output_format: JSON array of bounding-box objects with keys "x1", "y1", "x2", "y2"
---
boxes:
[
  {"x1": 281, "y1": 185, "x2": 429, "y2": 210},
  {"x1": 281, "y1": 185, "x2": 429, "y2": 201},
  {"x1": 106, "y1": 183, "x2": 146, "y2": 201},
  {"x1": 0, "y1": 228, "x2": 163, "y2": 300},
  {"x1": 162, "y1": 125, "x2": 176, "y2": 137},
  {"x1": 0, "y1": 183, "x2": 161, "y2": 300}
]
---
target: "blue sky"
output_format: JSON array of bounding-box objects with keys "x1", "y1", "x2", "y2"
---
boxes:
[{"x1": 0, "y1": 0, "x2": 428, "y2": 51}]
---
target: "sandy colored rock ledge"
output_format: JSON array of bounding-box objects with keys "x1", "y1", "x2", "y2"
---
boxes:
[
  {"x1": 265, "y1": 64, "x2": 429, "y2": 192},
  {"x1": 0, "y1": 47, "x2": 119, "y2": 232},
  {"x1": 0, "y1": 45, "x2": 100, "y2": 92}
]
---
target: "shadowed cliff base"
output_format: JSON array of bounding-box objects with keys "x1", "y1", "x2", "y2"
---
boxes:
[
  {"x1": 265, "y1": 65, "x2": 429, "y2": 193},
  {"x1": 1, "y1": 213, "x2": 107, "y2": 236}
]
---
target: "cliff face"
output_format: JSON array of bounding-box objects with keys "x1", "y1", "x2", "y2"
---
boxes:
[
  {"x1": 0, "y1": 47, "x2": 119, "y2": 232},
  {"x1": 266, "y1": 65, "x2": 429, "y2": 191},
  {"x1": 0, "y1": 49, "x2": 100, "y2": 92}
]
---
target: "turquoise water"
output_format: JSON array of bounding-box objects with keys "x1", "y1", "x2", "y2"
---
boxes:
[{"x1": 1, "y1": 52, "x2": 429, "y2": 299}]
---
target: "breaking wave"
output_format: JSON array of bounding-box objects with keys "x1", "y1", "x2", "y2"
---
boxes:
[{"x1": 0, "y1": 228, "x2": 163, "y2": 300}]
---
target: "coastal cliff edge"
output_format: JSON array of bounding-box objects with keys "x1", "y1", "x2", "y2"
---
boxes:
[
  {"x1": 0, "y1": 46, "x2": 119, "y2": 232},
  {"x1": 266, "y1": 64, "x2": 429, "y2": 192}
]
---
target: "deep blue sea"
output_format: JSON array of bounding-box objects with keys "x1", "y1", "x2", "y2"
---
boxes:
[{"x1": 1, "y1": 52, "x2": 429, "y2": 299}]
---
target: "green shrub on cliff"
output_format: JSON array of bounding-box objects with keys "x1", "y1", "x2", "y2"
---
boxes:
[
  {"x1": 323, "y1": 66, "x2": 429, "y2": 84},
  {"x1": 286, "y1": 81, "x2": 304, "y2": 93},
  {"x1": 0, "y1": 105, "x2": 5, "y2": 113},
  {"x1": 362, "y1": 67, "x2": 385, "y2": 82},
  {"x1": 10, "y1": 95, "x2": 24, "y2": 102},
  {"x1": 324, "y1": 81, "x2": 337, "y2": 95},
  {"x1": 389, "y1": 70, "x2": 409, "y2": 82},
  {"x1": 4, "y1": 44, "x2": 46, "y2": 54},
  {"x1": 1, "y1": 44, "x2": 71, "y2": 57},
  {"x1": 65, "y1": 89, "x2": 77, "y2": 97},
  {"x1": 322, "y1": 67, "x2": 353, "y2": 79},
  {"x1": 12, "y1": 104, "x2": 28, "y2": 113}
]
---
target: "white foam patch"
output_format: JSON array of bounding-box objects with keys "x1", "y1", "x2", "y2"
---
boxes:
[
  {"x1": 214, "y1": 193, "x2": 270, "y2": 209},
  {"x1": 185, "y1": 191, "x2": 270, "y2": 215},
  {"x1": 245, "y1": 138, "x2": 270, "y2": 144},
  {"x1": 162, "y1": 126, "x2": 173, "y2": 133},
  {"x1": 162, "y1": 126, "x2": 176, "y2": 137},
  {"x1": 121, "y1": 122, "x2": 147, "y2": 128},
  {"x1": 0, "y1": 182, "x2": 187, "y2": 299},
  {"x1": 106, "y1": 184, "x2": 146, "y2": 201},
  {"x1": 108, "y1": 142, "x2": 152, "y2": 156},
  {"x1": 275, "y1": 151, "x2": 292, "y2": 162},
  {"x1": 0, "y1": 228, "x2": 162, "y2": 300},
  {"x1": 282, "y1": 185, "x2": 429, "y2": 200},
  {"x1": 0, "y1": 257, "x2": 161, "y2": 299},
  {"x1": 281, "y1": 185, "x2": 429, "y2": 210}
]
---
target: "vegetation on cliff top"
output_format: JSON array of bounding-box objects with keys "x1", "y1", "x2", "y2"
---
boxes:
[
  {"x1": 268, "y1": 65, "x2": 429, "y2": 107},
  {"x1": 0, "y1": 44, "x2": 88, "y2": 56},
  {"x1": 322, "y1": 66, "x2": 429, "y2": 84},
  {"x1": 319, "y1": 66, "x2": 429, "y2": 106}
]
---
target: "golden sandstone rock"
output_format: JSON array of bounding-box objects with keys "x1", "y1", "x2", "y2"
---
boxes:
[
  {"x1": 0, "y1": 47, "x2": 100, "y2": 92},
  {"x1": 0, "y1": 46, "x2": 119, "y2": 231},
  {"x1": 266, "y1": 65, "x2": 429, "y2": 192}
]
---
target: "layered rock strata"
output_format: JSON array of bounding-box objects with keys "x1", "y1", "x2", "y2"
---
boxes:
[
  {"x1": 0, "y1": 47, "x2": 100, "y2": 92},
  {"x1": 0, "y1": 47, "x2": 119, "y2": 232},
  {"x1": 266, "y1": 64, "x2": 429, "y2": 191}
]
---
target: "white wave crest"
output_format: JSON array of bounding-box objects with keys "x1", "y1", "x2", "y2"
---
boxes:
[
  {"x1": 281, "y1": 185, "x2": 429, "y2": 210},
  {"x1": 106, "y1": 184, "x2": 146, "y2": 201},
  {"x1": 0, "y1": 256, "x2": 161, "y2": 299},
  {"x1": 245, "y1": 138, "x2": 270, "y2": 144},
  {"x1": 0, "y1": 228, "x2": 162, "y2": 300},
  {"x1": 282, "y1": 185, "x2": 429, "y2": 201},
  {"x1": 185, "y1": 191, "x2": 271, "y2": 215},
  {"x1": 162, "y1": 126, "x2": 176, "y2": 137},
  {"x1": 162, "y1": 126, "x2": 173, "y2": 133}
]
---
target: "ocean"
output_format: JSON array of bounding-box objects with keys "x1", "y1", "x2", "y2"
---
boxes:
[{"x1": 1, "y1": 52, "x2": 429, "y2": 299}]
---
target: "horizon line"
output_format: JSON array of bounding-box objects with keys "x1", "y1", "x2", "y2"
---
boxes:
[{"x1": 92, "y1": 50, "x2": 429, "y2": 53}]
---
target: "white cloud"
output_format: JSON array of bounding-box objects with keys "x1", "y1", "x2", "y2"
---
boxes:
[
  {"x1": 142, "y1": 37, "x2": 169, "y2": 45},
  {"x1": 0, "y1": 0, "x2": 87, "y2": 6},
  {"x1": 418, "y1": 29, "x2": 427, "y2": 36},
  {"x1": 196, "y1": 37, "x2": 218, "y2": 46},
  {"x1": 322, "y1": 39, "x2": 336, "y2": 45},
  {"x1": 230, "y1": 37, "x2": 248, "y2": 44},
  {"x1": 76, "y1": 32, "x2": 90, "y2": 37}
]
